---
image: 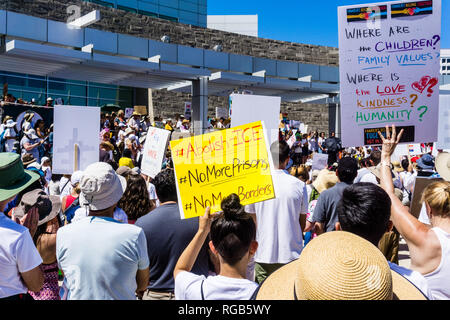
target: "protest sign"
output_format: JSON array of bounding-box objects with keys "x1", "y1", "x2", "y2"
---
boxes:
[
  {"x1": 52, "y1": 105, "x2": 100, "y2": 174},
  {"x1": 125, "y1": 108, "x2": 134, "y2": 119},
  {"x1": 410, "y1": 177, "x2": 442, "y2": 218},
  {"x1": 436, "y1": 95, "x2": 450, "y2": 150},
  {"x1": 312, "y1": 153, "x2": 329, "y2": 171},
  {"x1": 230, "y1": 94, "x2": 281, "y2": 145},
  {"x1": 338, "y1": 0, "x2": 441, "y2": 147},
  {"x1": 184, "y1": 102, "x2": 192, "y2": 120},
  {"x1": 216, "y1": 107, "x2": 229, "y2": 119},
  {"x1": 287, "y1": 130, "x2": 298, "y2": 148},
  {"x1": 134, "y1": 105, "x2": 147, "y2": 116},
  {"x1": 141, "y1": 127, "x2": 171, "y2": 178},
  {"x1": 170, "y1": 120, "x2": 276, "y2": 219}
]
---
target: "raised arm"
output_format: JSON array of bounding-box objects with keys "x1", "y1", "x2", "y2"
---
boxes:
[{"x1": 173, "y1": 207, "x2": 212, "y2": 279}]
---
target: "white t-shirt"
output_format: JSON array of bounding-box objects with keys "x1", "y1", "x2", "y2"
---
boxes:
[
  {"x1": 354, "y1": 168, "x2": 370, "y2": 183},
  {"x1": 56, "y1": 216, "x2": 149, "y2": 300},
  {"x1": 175, "y1": 271, "x2": 258, "y2": 300},
  {"x1": 59, "y1": 177, "x2": 72, "y2": 200},
  {"x1": 0, "y1": 213, "x2": 43, "y2": 298},
  {"x1": 424, "y1": 227, "x2": 450, "y2": 300},
  {"x1": 3, "y1": 128, "x2": 17, "y2": 152},
  {"x1": 245, "y1": 169, "x2": 308, "y2": 264}
]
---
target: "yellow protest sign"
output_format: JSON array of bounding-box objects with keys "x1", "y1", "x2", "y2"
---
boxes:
[{"x1": 170, "y1": 120, "x2": 276, "y2": 219}]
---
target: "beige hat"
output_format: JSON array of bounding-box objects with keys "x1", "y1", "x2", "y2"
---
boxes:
[
  {"x1": 312, "y1": 169, "x2": 339, "y2": 194},
  {"x1": 392, "y1": 161, "x2": 404, "y2": 173},
  {"x1": 436, "y1": 152, "x2": 450, "y2": 182},
  {"x1": 255, "y1": 231, "x2": 427, "y2": 300}
]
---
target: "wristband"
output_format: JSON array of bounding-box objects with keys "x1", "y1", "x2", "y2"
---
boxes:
[{"x1": 380, "y1": 161, "x2": 391, "y2": 167}]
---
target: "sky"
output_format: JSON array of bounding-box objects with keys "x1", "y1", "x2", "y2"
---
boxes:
[{"x1": 208, "y1": 0, "x2": 450, "y2": 49}]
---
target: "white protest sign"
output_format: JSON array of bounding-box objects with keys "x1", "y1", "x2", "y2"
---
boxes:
[
  {"x1": 141, "y1": 127, "x2": 171, "y2": 178},
  {"x1": 436, "y1": 95, "x2": 450, "y2": 150},
  {"x1": 125, "y1": 108, "x2": 134, "y2": 119},
  {"x1": 287, "y1": 129, "x2": 298, "y2": 148},
  {"x1": 230, "y1": 94, "x2": 281, "y2": 145},
  {"x1": 216, "y1": 107, "x2": 229, "y2": 119},
  {"x1": 338, "y1": 0, "x2": 441, "y2": 147},
  {"x1": 312, "y1": 153, "x2": 329, "y2": 171},
  {"x1": 391, "y1": 143, "x2": 408, "y2": 162},
  {"x1": 53, "y1": 105, "x2": 100, "y2": 174},
  {"x1": 408, "y1": 143, "x2": 422, "y2": 156}
]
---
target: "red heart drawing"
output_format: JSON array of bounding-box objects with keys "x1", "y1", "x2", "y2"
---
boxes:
[
  {"x1": 412, "y1": 76, "x2": 431, "y2": 93},
  {"x1": 407, "y1": 8, "x2": 416, "y2": 15}
]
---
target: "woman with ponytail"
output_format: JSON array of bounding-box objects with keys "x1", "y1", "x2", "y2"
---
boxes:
[
  {"x1": 174, "y1": 193, "x2": 259, "y2": 300},
  {"x1": 378, "y1": 125, "x2": 450, "y2": 300}
]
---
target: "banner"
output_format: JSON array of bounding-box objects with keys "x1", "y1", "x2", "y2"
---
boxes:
[
  {"x1": 230, "y1": 94, "x2": 281, "y2": 145},
  {"x1": 141, "y1": 127, "x2": 171, "y2": 178},
  {"x1": 53, "y1": 105, "x2": 100, "y2": 174},
  {"x1": 338, "y1": 0, "x2": 441, "y2": 147},
  {"x1": 170, "y1": 121, "x2": 276, "y2": 219},
  {"x1": 312, "y1": 153, "x2": 329, "y2": 171}
]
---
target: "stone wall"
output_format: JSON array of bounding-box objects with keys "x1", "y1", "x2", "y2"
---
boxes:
[{"x1": 1, "y1": 0, "x2": 334, "y2": 133}]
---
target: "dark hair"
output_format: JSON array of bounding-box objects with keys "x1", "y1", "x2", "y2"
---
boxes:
[
  {"x1": 337, "y1": 183, "x2": 391, "y2": 246},
  {"x1": 210, "y1": 194, "x2": 256, "y2": 266},
  {"x1": 106, "y1": 159, "x2": 118, "y2": 171},
  {"x1": 401, "y1": 159, "x2": 409, "y2": 171},
  {"x1": 370, "y1": 150, "x2": 381, "y2": 166},
  {"x1": 153, "y1": 168, "x2": 177, "y2": 203},
  {"x1": 122, "y1": 148, "x2": 132, "y2": 158},
  {"x1": 270, "y1": 140, "x2": 290, "y2": 167},
  {"x1": 337, "y1": 157, "x2": 358, "y2": 184},
  {"x1": 118, "y1": 174, "x2": 153, "y2": 221}
]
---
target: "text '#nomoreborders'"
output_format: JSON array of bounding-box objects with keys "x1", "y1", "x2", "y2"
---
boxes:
[{"x1": 172, "y1": 124, "x2": 265, "y2": 162}]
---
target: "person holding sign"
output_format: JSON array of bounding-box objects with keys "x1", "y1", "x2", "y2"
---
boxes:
[
  {"x1": 245, "y1": 140, "x2": 308, "y2": 284},
  {"x1": 378, "y1": 125, "x2": 450, "y2": 300},
  {"x1": 174, "y1": 194, "x2": 259, "y2": 300}
]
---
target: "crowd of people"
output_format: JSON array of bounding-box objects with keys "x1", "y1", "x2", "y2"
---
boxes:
[{"x1": 0, "y1": 103, "x2": 449, "y2": 301}]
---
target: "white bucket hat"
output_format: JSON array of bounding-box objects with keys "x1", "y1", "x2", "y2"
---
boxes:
[
  {"x1": 70, "y1": 170, "x2": 84, "y2": 187},
  {"x1": 24, "y1": 128, "x2": 39, "y2": 139},
  {"x1": 79, "y1": 162, "x2": 127, "y2": 211}
]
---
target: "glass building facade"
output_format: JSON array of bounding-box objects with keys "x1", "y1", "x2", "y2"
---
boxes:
[
  {"x1": 2, "y1": 71, "x2": 134, "y2": 108},
  {"x1": 83, "y1": 0, "x2": 207, "y2": 27}
]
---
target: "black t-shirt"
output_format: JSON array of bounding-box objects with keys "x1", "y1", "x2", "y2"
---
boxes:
[{"x1": 135, "y1": 203, "x2": 210, "y2": 292}]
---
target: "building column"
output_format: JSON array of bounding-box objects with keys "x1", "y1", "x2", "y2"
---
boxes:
[
  {"x1": 191, "y1": 77, "x2": 208, "y2": 135},
  {"x1": 328, "y1": 102, "x2": 341, "y2": 137}
]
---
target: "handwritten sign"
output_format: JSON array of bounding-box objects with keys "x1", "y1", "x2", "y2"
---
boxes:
[
  {"x1": 170, "y1": 121, "x2": 276, "y2": 219},
  {"x1": 53, "y1": 105, "x2": 100, "y2": 174},
  {"x1": 338, "y1": 0, "x2": 441, "y2": 147},
  {"x1": 141, "y1": 127, "x2": 171, "y2": 178}
]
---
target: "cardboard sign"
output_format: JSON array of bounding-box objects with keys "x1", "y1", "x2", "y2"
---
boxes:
[
  {"x1": 170, "y1": 120, "x2": 276, "y2": 219},
  {"x1": 410, "y1": 177, "x2": 442, "y2": 218},
  {"x1": 134, "y1": 105, "x2": 147, "y2": 116},
  {"x1": 338, "y1": 0, "x2": 441, "y2": 147},
  {"x1": 141, "y1": 127, "x2": 171, "y2": 178},
  {"x1": 230, "y1": 94, "x2": 281, "y2": 145},
  {"x1": 52, "y1": 105, "x2": 100, "y2": 174},
  {"x1": 312, "y1": 153, "x2": 329, "y2": 171}
]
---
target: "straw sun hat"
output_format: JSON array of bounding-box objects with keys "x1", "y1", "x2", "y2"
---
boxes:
[
  {"x1": 312, "y1": 169, "x2": 339, "y2": 194},
  {"x1": 255, "y1": 232, "x2": 427, "y2": 300}
]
